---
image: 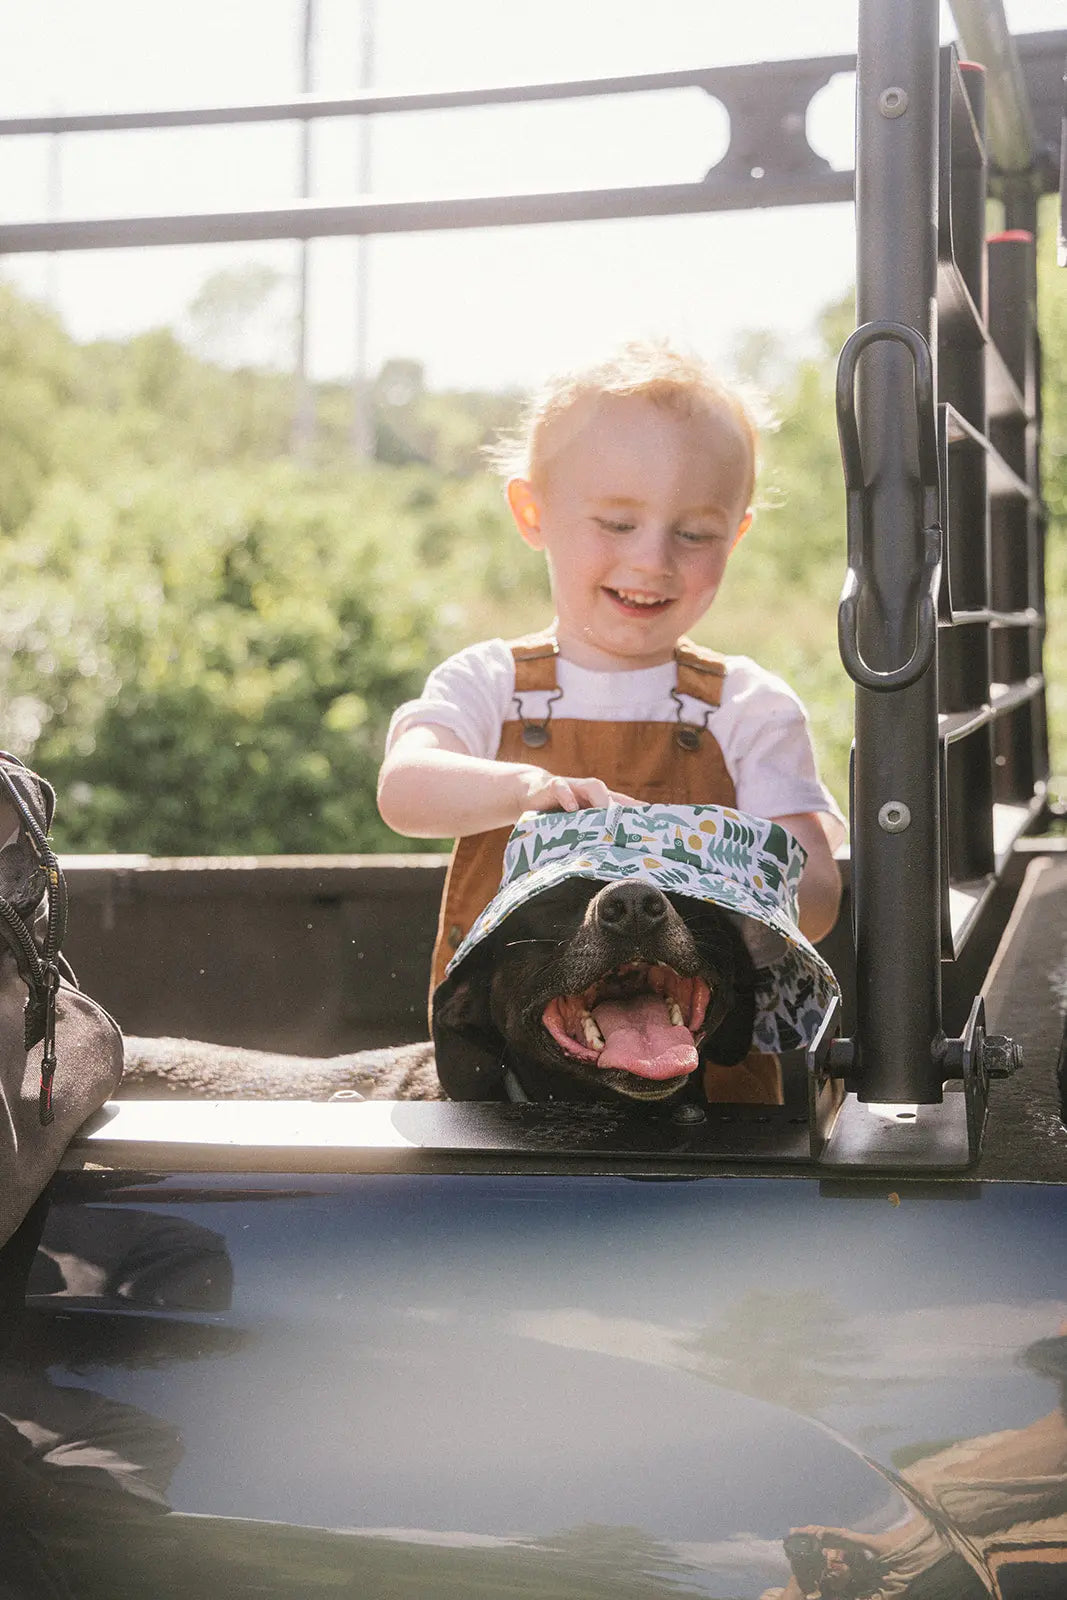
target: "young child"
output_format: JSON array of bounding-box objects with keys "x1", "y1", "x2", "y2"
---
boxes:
[{"x1": 378, "y1": 341, "x2": 845, "y2": 1038}]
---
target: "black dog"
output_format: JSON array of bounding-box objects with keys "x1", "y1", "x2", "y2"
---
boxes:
[{"x1": 433, "y1": 877, "x2": 757, "y2": 1104}]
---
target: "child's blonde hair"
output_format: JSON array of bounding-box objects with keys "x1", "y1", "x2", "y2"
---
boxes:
[{"x1": 488, "y1": 339, "x2": 762, "y2": 507}]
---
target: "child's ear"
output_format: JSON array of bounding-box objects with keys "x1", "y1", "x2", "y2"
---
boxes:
[
  {"x1": 506, "y1": 478, "x2": 545, "y2": 550},
  {"x1": 732, "y1": 510, "x2": 753, "y2": 548}
]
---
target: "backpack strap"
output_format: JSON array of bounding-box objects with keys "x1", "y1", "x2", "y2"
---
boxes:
[{"x1": 0, "y1": 757, "x2": 66, "y2": 1122}]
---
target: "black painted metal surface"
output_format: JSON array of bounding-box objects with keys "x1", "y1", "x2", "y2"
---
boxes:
[{"x1": 2, "y1": 1170, "x2": 1065, "y2": 1597}]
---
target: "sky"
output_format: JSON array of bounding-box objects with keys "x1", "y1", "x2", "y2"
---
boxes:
[{"x1": 0, "y1": 0, "x2": 1062, "y2": 392}]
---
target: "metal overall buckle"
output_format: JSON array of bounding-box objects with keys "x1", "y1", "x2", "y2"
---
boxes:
[
  {"x1": 514, "y1": 687, "x2": 563, "y2": 749},
  {"x1": 670, "y1": 687, "x2": 714, "y2": 752}
]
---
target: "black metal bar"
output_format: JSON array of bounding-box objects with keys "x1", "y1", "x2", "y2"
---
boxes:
[
  {"x1": 850, "y1": 0, "x2": 944, "y2": 1104},
  {"x1": 0, "y1": 173, "x2": 857, "y2": 255},
  {"x1": 987, "y1": 225, "x2": 1048, "y2": 802},
  {"x1": 3, "y1": 38, "x2": 1060, "y2": 158},
  {"x1": 4, "y1": 38, "x2": 1059, "y2": 154},
  {"x1": 948, "y1": 0, "x2": 1040, "y2": 174},
  {"x1": 0, "y1": 57, "x2": 856, "y2": 137},
  {"x1": 937, "y1": 55, "x2": 995, "y2": 887}
]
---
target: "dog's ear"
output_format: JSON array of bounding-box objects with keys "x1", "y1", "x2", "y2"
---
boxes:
[
  {"x1": 432, "y1": 948, "x2": 507, "y2": 1100},
  {"x1": 702, "y1": 980, "x2": 756, "y2": 1067}
]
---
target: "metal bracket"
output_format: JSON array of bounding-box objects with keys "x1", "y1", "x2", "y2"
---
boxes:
[
  {"x1": 805, "y1": 993, "x2": 846, "y2": 1160},
  {"x1": 808, "y1": 995, "x2": 1022, "y2": 1172},
  {"x1": 705, "y1": 57, "x2": 841, "y2": 184},
  {"x1": 943, "y1": 994, "x2": 1023, "y2": 1163}
]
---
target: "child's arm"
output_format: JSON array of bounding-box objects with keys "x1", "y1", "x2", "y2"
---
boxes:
[
  {"x1": 773, "y1": 813, "x2": 842, "y2": 945},
  {"x1": 378, "y1": 724, "x2": 636, "y2": 839}
]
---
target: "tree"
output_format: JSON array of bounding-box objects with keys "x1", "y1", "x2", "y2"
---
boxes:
[{"x1": 183, "y1": 264, "x2": 289, "y2": 371}]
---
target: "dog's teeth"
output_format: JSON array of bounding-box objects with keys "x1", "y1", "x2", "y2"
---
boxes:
[
  {"x1": 581, "y1": 1013, "x2": 606, "y2": 1049},
  {"x1": 667, "y1": 1000, "x2": 684, "y2": 1027}
]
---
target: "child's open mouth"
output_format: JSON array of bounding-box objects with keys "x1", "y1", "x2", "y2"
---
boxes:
[{"x1": 604, "y1": 587, "x2": 674, "y2": 617}]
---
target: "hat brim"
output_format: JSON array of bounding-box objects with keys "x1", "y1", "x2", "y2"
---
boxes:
[{"x1": 445, "y1": 803, "x2": 840, "y2": 1053}]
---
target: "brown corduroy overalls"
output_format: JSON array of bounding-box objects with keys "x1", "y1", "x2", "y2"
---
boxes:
[{"x1": 430, "y1": 630, "x2": 783, "y2": 1103}]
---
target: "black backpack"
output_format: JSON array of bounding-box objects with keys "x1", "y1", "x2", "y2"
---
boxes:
[{"x1": 0, "y1": 752, "x2": 123, "y2": 1247}]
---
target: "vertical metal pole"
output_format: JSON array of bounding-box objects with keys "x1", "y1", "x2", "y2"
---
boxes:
[
  {"x1": 45, "y1": 113, "x2": 63, "y2": 309},
  {"x1": 997, "y1": 177, "x2": 1046, "y2": 787},
  {"x1": 851, "y1": 0, "x2": 944, "y2": 1102},
  {"x1": 291, "y1": 0, "x2": 316, "y2": 458},
  {"x1": 351, "y1": 0, "x2": 377, "y2": 459}
]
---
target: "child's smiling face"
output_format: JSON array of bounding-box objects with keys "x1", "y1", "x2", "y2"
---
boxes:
[{"x1": 508, "y1": 393, "x2": 753, "y2": 672}]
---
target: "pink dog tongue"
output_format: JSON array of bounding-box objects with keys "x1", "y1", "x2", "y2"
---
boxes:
[{"x1": 592, "y1": 995, "x2": 698, "y2": 1080}]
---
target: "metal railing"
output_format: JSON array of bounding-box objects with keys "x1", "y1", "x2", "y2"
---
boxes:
[
  {"x1": 0, "y1": 55, "x2": 860, "y2": 254},
  {"x1": 816, "y1": 0, "x2": 1058, "y2": 1163}
]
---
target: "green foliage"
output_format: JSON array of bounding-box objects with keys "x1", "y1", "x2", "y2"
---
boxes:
[
  {"x1": 0, "y1": 276, "x2": 533, "y2": 854},
  {"x1": 0, "y1": 288, "x2": 80, "y2": 530},
  {"x1": 0, "y1": 458, "x2": 487, "y2": 852},
  {"x1": 1, "y1": 219, "x2": 1064, "y2": 855}
]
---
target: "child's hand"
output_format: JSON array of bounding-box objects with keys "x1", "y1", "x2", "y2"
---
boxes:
[{"x1": 519, "y1": 770, "x2": 638, "y2": 815}]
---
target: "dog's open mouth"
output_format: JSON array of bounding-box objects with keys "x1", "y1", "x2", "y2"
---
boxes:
[{"x1": 541, "y1": 961, "x2": 712, "y2": 1082}]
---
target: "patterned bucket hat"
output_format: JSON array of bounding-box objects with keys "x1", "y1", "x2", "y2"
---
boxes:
[{"x1": 447, "y1": 803, "x2": 841, "y2": 1053}]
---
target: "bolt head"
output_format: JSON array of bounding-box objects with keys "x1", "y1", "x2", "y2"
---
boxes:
[
  {"x1": 878, "y1": 87, "x2": 909, "y2": 118},
  {"x1": 878, "y1": 800, "x2": 912, "y2": 833},
  {"x1": 984, "y1": 1035, "x2": 1022, "y2": 1079},
  {"x1": 672, "y1": 1103, "x2": 706, "y2": 1126}
]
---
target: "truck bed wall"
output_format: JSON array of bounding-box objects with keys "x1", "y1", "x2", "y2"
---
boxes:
[
  {"x1": 61, "y1": 856, "x2": 447, "y2": 1055},
  {"x1": 58, "y1": 855, "x2": 1017, "y2": 1057}
]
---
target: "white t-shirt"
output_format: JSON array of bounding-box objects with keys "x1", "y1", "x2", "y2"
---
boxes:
[{"x1": 386, "y1": 638, "x2": 847, "y2": 849}]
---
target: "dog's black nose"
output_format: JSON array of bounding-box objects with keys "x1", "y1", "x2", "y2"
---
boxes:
[{"x1": 594, "y1": 881, "x2": 669, "y2": 932}]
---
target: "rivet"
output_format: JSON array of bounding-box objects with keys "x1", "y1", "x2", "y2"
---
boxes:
[
  {"x1": 672, "y1": 1103, "x2": 706, "y2": 1125},
  {"x1": 522, "y1": 724, "x2": 549, "y2": 748},
  {"x1": 878, "y1": 87, "x2": 909, "y2": 118},
  {"x1": 878, "y1": 800, "x2": 912, "y2": 833}
]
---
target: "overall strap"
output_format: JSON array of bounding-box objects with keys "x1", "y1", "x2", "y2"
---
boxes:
[
  {"x1": 672, "y1": 638, "x2": 727, "y2": 752},
  {"x1": 429, "y1": 636, "x2": 737, "y2": 1002},
  {"x1": 509, "y1": 633, "x2": 726, "y2": 700},
  {"x1": 508, "y1": 631, "x2": 560, "y2": 748},
  {"x1": 509, "y1": 630, "x2": 559, "y2": 692},
  {"x1": 673, "y1": 637, "x2": 727, "y2": 706}
]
